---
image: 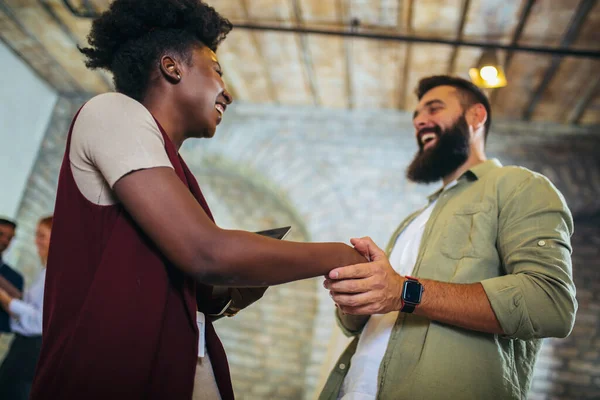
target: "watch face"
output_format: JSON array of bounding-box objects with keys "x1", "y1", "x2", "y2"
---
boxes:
[{"x1": 403, "y1": 280, "x2": 422, "y2": 303}]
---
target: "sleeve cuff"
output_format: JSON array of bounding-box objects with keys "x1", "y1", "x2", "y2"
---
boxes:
[
  {"x1": 480, "y1": 275, "x2": 529, "y2": 338},
  {"x1": 8, "y1": 299, "x2": 30, "y2": 318},
  {"x1": 335, "y1": 309, "x2": 369, "y2": 337}
]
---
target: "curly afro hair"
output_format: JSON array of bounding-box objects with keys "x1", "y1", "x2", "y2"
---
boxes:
[{"x1": 80, "y1": 0, "x2": 232, "y2": 101}]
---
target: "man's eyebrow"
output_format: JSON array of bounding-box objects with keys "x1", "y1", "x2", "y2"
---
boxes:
[
  {"x1": 424, "y1": 99, "x2": 445, "y2": 108},
  {"x1": 413, "y1": 99, "x2": 445, "y2": 119}
]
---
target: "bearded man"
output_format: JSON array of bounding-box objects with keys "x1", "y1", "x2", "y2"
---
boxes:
[{"x1": 319, "y1": 75, "x2": 577, "y2": 400}]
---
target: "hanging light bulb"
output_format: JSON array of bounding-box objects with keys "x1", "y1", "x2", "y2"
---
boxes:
[
  {"x1": 480, "y1": 66, "x2": 498, "y2": 82},
  {"x1": 469, "y1": 49, "x2": 507, "y2": 89}
]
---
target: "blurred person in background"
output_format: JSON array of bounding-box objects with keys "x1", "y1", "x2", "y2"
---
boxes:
[
  {"x1": 0, "y1": 218, "x2": 24, "y2": 334},
  {"x1": 0, "y1": 215, "x2": 52, "y2": 400}
]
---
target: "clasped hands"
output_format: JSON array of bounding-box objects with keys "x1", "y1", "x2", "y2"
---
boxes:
[{"x1": 324, "y1": 237, "x2": 406, "y2": 315}]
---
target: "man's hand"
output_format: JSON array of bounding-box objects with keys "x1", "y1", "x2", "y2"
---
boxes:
[
  {"x1": 324, "y1": 237, "x2": 405, "y2": 315},
  {"x1": 326, "y1": 238, "x2": 505, "y2": 334}
]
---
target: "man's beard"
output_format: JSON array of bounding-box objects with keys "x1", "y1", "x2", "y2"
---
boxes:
[{"x1": 406, "y1": 115, "x2": 471, "y2": 184}]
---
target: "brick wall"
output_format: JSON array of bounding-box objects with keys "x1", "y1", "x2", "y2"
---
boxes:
[
  {"x1": 527, "y1": 216, "x2": 600, "y2": 400},
  {"x1": 495, "y1": 134, "x2": 600, "y2": 399},
  {"x1": 2, "y1": 96, "x2": 599, "y2": 399}
]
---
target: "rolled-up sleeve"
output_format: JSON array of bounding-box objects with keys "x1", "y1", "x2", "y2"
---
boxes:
[
  {"x1": 481, "y1": 173, "x2": 577, "y2": 341},
  {"x1": 335, "y1": 308, "x2": 369, "y2": 337}
]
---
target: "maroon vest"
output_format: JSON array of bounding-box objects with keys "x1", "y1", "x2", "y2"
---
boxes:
[{"x1": 30, "y1": 108, "x2": 234, "y2": 400}]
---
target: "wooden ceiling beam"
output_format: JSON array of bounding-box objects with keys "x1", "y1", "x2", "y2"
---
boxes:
[
  {"x1": 395, "y1": 0, "x2": 403, "y2": 28},
  {"x1": 337, "y1": 0, "x2": 353, "y2": 109},
  {"x1": 291, "y1": 0, "x2": 320, "y2": 106},
  {"x1": 446, "y1": 0, "x2": 471, "y2": 75},
  {"x1": 0, "y1": 0, "x2": 82, "y2": 92},
  {"x1": 489, "y1": 0, "x2": 535, "y2": 106},
  {"x1": 523, "y1": 0, "x2": 595, "y2": 120},
  {"x1": 502, "y1": 0, "x2": 535, "y2": 72},
  {"x1": 38, "y1": 0, "x2": 112, "y2": 90},
  {"x1": 3, "y1": 0, "x2": 110, "y2": 93},
  {"x1": 234, "y1": 22, "x2": 600, "y2": 58},
  {"x1": 239, "y1": 0, "x2": 279, "y2": 104},
  {"x1": 0, "y1": 34, "x2": 57, "y2": 91},
  {"x1": 567, "y1": 73, "x2": 600, "y2": 124},
  {"x1": 398, "y1": 0, "x2": 413, "y2": 109}
]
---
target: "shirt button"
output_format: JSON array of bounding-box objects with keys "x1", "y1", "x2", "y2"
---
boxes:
[
  {"x1": 339, "y1": 363, "x2": 346, "y2": 370},
  {"x1": 538, "y1": 240, "x2": 546, "y2": 247}
]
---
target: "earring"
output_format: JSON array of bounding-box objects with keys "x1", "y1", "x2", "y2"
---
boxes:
[{"x1": 176, "y1": 73, "x2": 181, "y2": 80}]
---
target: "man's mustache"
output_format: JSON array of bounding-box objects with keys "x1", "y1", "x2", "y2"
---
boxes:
[{"x1": 417, "y1": 127, "x2": 440, "y2": 137}]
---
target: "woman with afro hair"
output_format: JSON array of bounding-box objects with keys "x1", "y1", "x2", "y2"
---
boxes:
[{"x1": 30, "y1": 1, "x2": 367, "y2": 399}]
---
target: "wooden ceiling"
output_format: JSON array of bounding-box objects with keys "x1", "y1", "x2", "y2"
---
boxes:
[{"x1": 1, "y1": 0, "x2": 599, "y2": 125}]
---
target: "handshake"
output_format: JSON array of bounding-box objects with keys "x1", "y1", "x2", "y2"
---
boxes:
[
  {"x1": 324, "y1": 237, "x2": 407, "y2": 316},
  {"x1": 206, "y1": 236, "x2": 409, "y2": 319}
]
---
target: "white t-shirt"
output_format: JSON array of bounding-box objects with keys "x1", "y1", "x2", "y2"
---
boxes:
[
  {"x1": 70, "y1": 93, "x2": 221, "y2": 399},
  {"x1": 69, "y1": 92, "x2": 173, "y2": 205},
  {"x1": 339, "y1": 182, "x2": 456, "y2": 400}
]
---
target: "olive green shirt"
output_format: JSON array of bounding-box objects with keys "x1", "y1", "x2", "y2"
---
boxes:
[{"x1": 320, "y1": 159, "x2": 577, "y2": 400}]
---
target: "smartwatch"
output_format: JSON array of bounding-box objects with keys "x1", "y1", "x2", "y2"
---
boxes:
[{"x1": 400, "y1": 276, "x2": 424, "y2": 313}]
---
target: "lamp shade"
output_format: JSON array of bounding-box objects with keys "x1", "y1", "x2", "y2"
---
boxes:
[{"x1": 469, "y1": 49, "x2": 507, "y2": 88}]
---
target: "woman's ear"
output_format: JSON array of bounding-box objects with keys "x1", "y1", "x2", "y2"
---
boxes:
[{"x1": 159, "y1": 55, "x2": 182, "y2": 83}]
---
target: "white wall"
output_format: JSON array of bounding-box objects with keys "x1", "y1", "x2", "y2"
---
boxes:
[{"x1": 0, "y1": 41, "x2": 57, "y2": 220}]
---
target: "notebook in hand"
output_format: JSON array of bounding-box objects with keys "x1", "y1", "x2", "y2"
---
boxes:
[{"x1": 254, "y1": 226, "x2": 291, "y2": 240}]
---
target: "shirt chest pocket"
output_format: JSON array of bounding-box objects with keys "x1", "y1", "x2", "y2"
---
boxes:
[{"x1": 440, "y1": 203, "x2": 493, "y2": 260}]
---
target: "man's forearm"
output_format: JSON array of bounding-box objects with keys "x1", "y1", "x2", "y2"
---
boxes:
[
  {"x1": 327, "y1": 237, "x2": 504, "y2": 335},
  {"x1": 415, "y1": 279, "x2": 503, "y2": 334}
]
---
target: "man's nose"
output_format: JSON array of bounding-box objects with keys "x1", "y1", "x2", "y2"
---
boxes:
[{"x1": 413, "y1": 113, "x2": 430, "y2": 130}]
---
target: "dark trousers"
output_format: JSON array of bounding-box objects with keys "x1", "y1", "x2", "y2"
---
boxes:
[{"x1": 0, "y1": 334, "x2": 43, "y2": 400}]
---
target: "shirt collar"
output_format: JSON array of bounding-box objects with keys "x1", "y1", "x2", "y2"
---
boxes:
[
  {"x1": 463, "y1": 158, "x2": 503, "y2": 181},
  {"x1": 426, "y1": 158, "x2": 502, "y2": 202}
]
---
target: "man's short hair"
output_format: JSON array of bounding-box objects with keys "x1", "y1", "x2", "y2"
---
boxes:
[
  {"x1": 0, "y1": 218, "x2": 17, "y2": 230},
  {"x1": 38, "y1": 215, "x2": 53, "y2": 230},
  {"x1": 415, "y1": 75, "x2": 492, "y2": 141}
]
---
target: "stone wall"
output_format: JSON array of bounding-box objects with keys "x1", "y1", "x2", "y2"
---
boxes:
[{"x1": 2, "y1": 96, "x2": 599, "y2": 399}]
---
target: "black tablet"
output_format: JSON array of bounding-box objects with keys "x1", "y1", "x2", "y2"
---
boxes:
[{"x1": 254, "y1": 226, "x2": 291, "y2": 240}]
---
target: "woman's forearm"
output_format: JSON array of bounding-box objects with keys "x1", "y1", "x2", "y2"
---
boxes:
[{"x1": 194, "y1": 229, "x2": 366, "y2": 286}]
